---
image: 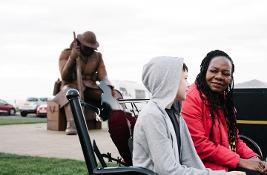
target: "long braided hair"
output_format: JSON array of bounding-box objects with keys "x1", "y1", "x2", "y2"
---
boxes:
[{"x1": 195, "y1": 50, "x2": 237, "y2": 151}]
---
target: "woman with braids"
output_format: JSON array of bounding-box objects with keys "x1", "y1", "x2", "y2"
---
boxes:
[{"x1": 181, "y1": 50, "x2": 267, "y2": 175}]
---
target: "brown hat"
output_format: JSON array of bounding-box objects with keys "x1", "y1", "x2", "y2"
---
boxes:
[{"x1": 77, "y1": 31, "x2": 99, "y2": 49}]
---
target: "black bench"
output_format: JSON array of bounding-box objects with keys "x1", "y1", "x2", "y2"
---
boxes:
[{"x1": 66, "y1": 89, "x2": 157, "y2": 175}]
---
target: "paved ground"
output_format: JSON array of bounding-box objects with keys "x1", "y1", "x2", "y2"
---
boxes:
[{"x1": 0, "y1": 122, "x2": 120, "y2": 161}]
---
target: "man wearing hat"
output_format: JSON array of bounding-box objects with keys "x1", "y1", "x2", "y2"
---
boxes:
[{"x1": 54, "y1": 31, "x2": 110, "y2": 135}]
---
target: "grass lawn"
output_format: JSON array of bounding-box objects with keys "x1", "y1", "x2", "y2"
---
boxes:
[
  {"x1": 0, "y1": 116, "x2": 46, "y2": 125},
  {"x1": 0, "y1": 152, "x2": 88, "y2": 175}
]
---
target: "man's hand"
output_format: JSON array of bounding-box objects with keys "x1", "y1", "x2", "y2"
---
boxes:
[{"x1": 69, "y1": 42, "x2": 81, "y2": 60}]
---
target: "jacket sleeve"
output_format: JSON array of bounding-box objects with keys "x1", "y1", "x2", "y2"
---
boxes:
[
  {"x1": 59, "y1": 49, "x2": 76, "y2": 81},
  {"x1": 138, "y1": 111, "x2": 225, "y2": 175},
  {"x1": 96, "y1": 52, "x2": 108, "y2": 81},
  {"x1": 236, "y1": 132, "x2": 258, "y2": 159},
  {"x1": 181, "y1": 91, "x2": 240, "y2": 169}
]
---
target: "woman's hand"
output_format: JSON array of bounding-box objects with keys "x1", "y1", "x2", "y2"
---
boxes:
[
  {"x1": 238, "y1": 158, "x2": 265, "y2": 173},
  {"x1": 261, "y1": 161, "x2": 267, "y2": 175},
  {"x1": 226, "y1": 171, "x2": 246, "y2": 175},
  {"x1": 248, "y1": 156, "x2": 267, "y2": 174}
]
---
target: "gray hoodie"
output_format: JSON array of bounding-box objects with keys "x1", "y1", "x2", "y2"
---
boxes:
[{"x1": 133, "y1": 56, "x2": 225, "y2": 175}]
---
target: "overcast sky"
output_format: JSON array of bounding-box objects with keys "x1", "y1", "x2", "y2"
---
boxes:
[{"x1": 1, "y1": 0, "x2": 267, "y2": 100}]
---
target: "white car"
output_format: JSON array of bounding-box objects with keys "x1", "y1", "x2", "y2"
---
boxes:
[{"x1": 19, "y1": 97, "x2": 41, "y2": 117}]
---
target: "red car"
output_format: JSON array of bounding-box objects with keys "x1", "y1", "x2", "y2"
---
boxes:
[
  {"x1": 0, "y1": 99, "x2": 16, "y2": 115},
  {"x1": 36, "y1": 103, "x2": 47, "y2": 117}
]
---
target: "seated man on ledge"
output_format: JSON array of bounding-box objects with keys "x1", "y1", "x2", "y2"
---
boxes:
[{"x1": 54, "y1": 31, "x2": 111, "y2": 135}]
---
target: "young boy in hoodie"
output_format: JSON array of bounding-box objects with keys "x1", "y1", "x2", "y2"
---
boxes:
[{"x1": 132, "y1": 56, "x2": 245, "y2": 175}]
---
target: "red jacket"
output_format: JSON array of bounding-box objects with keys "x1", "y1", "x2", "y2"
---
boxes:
[{"x1": 181, "y1": 84, "x2": 257, "y2": 171}]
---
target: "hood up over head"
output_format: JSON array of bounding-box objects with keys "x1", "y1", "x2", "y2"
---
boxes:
[{"x1": 142, "y1": 56, "x2": 184, "y2": 109}]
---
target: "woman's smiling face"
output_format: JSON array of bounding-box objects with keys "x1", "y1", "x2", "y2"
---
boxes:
[{"x1": 205, "y1": 56, "x2": 233, "y2": 93}]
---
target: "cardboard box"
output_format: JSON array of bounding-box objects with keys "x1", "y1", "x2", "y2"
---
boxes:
[
  {"x1": 47, "y1": 100, "x2": 102, "y2": 131},
  {"x1": 47, "y1": 101, "x2": 66, "y2": 131}
]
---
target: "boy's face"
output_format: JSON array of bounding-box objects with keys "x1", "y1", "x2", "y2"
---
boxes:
[{"x1": 175, "y1": 70, "x2": 188, "y2": 101}]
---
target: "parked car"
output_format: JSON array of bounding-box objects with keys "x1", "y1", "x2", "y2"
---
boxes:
[
  {"x1": 36, "y1": 103, "x2": 47, "y2": 117},
  {"x1": 19, "y1": 97, "x2": 41, "y2": 117},
  {"x1": 39, "y1": 97, "x2": 48, "y2": 102},
  {"x1": 0, "y1": 99, "x2": 16, "y2": 115}
]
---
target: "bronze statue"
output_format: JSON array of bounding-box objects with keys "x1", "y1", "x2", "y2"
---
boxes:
[{"x1": 54, "y1": 31, "x2": 111, "y2": 135}]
